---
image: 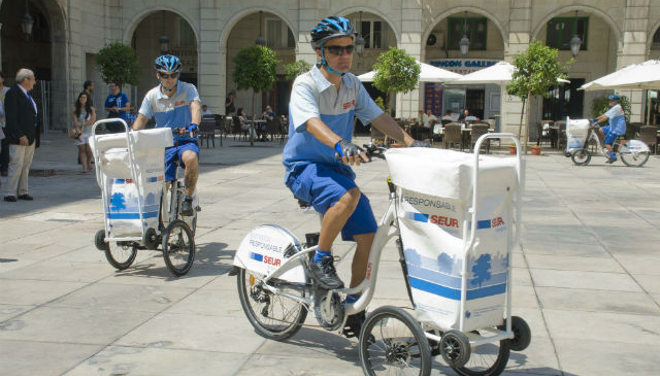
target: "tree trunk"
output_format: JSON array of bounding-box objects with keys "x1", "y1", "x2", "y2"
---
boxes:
[
  {"x1": 523, "y1": 89, "x2": 532, "y2": 154},
  {"x1": 517, "y1": 98, "x2": 526, "y2": 140},
  {"x1": 250, "y1": 91, "x2": 256, "y2": 146}
]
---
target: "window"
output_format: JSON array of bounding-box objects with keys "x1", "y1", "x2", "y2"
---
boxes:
[
  {"x1": 179, "y1": 19, "x2": 195, "y2": 47},
  {"x1": 447, "y1": 17, "x2": 488, "y2": 51},
  {"x1": 266, "y1": 18, "x2": 295, "y2": 48},
  {"x1": 546, "y1": 17, "x2": 588, "y2": 51},
  {"x1": 359, "y1": 20, "x2": 389, "y2": 49}
]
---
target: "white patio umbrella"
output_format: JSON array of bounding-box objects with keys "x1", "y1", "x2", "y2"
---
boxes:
[
  {"x1": 357, "y1": 61, "x2": 461, "y2": 82},
  {"x1": 446, "y1": 61, "x2": 570, "y2": 85},
  {"x1": 579, "y1": 59, "x2": 660, "y2": 91}
]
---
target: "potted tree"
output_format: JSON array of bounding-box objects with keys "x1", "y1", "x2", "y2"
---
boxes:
[
  {"x1": 233, "y1": 45, "x2": 279, "y2": 146},
  {"x1": 372, "y1": 47, "x2": 420, "y2": 146},
  {"x1": 507, "y1": 39, "x2": 572, "y2": 154},
  {"x1": 284, "y1": 60, "x2": 311, "y2": 81},
  {"x1": 96, "y1": 42, "x2": 139, "y2": 88}
]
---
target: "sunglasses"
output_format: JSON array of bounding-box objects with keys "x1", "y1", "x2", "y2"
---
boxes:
[
  {"x1": 159, "y1": 72, "x2": 179, "y2": 79},
  {"x1": 325, "y1": 45, "x2": 355, "y2": 55}
]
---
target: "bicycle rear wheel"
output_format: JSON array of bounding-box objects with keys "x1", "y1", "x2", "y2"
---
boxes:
[
  {"x1": 620, "y1": 150, "x2": 650, "y2": 167},
  {"x1": 162, "y1": 219, "x2": 195, "y2": 276},
  {"x1": 236, "y1": 268, "x2": 308, "y2": 341}
]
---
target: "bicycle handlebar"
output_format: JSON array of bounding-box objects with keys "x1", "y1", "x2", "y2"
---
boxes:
[{"x1": 172, "y1": 127, "x2": 199, "y2": 138}]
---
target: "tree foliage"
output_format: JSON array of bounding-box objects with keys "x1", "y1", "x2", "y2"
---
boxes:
[
  {"x1": 232, "y1": 45, "x2": 279, "y2": 145},
  {"x1": 96, "y1": 42, "x2": 139, "y2": 87},
  {"x1": 284, "y1": 60, "x2": 312, "y2": 81},
  {"x1": 507, "y1": 39, "x2": 572, "y2": 152},
  {"x1": 591, "y1": 94, "x2": 631, "y2": 124},
  {"x1": 232, "y1": 46, "x2": 279, "y2": 94},
  {"x1": 373, "y1": 47, "x2": 420, "y2": 116}
]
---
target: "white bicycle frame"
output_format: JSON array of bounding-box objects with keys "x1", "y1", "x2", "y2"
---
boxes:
[{"x1": 255, "y1": 133, "x2": 522, "y2": 348}]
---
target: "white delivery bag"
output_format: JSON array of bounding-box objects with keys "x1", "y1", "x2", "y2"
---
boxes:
[
  {"x1": 386, "y1": 148, "x2": 521, "y2": 332},
  {"x1": 566, "y1": 117, "x2": 590, "y2": 152},
  {"x1": 91, "y1": 128, "x2": 173, "y2": 238}
]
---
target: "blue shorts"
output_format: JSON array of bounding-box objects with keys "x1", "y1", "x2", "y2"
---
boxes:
[
  {"x1": 164, "y1": 140, "x2": 199, "y2": 181},
  {"x1": 286, "y1": 163, "x2": 378, "y2": 241},
  {"x1": 600, "y1": 126, "x2": 620, "y2": 145}
]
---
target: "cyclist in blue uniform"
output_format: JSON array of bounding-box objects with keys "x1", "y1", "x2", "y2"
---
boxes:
[
  {"x1": 132, "y1": 55, "x2": 202, "y2": 216},
  {"x1": 592, "y1": 94, "x2": 627, "y2": 164},
  {"x1": 283, "y1": 16, "x2": 429, "y2": 338}
]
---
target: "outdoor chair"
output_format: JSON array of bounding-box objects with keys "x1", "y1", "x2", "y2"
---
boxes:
[
  {"x1": 536, "y1": 121, "x2": 553, "y2": 147},
  {"x1": 198, "y1": 119, "x2": 216, "y2": 148},
  {"x1": 557, "y1": 121, "x2": 567, "y2": 151},
  {"x1": 232, "y1": 116, "x2": 248, "y2": 141},
  {"x1": 442, "y1": 123, "x2": 462, "y2": 151},
  {"x1": 264, "y1": 117, "x2": 280, "y2": 142},
  {"x1": 470, "y1": 124, "x2": 490, "y2": 153},
  {"x1": 639, "y1": 125, "x2": 657, "y2": 154}
]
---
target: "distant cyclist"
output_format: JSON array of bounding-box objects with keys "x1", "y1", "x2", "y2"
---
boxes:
[
  {"x1": 282, "y1": 15, "x2": 429, "y2": 338},
  {"x1": 592, "y1": 94, "x2": 626, "y2": 164},
  {"x1": 132, "y1": 55, "x2": 202, "y2": 216}
]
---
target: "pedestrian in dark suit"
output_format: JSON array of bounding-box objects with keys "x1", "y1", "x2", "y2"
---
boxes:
[{"x1": 3, "y1": 68, "x2": 38, "y2": 202}]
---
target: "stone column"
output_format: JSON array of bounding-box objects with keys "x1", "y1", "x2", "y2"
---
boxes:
[
  {"x1": 397, "y1": 1, "x2": 422, "y2": 119},
  {"x1": 501, "y1": 0, "x2": 531, "y2": 138},
  {"x1": 617, "y1": 0, "x2": 650, "y2": 123},
  {"x1": 198, "y1": 0, "x2": 223, "y2": 114}
]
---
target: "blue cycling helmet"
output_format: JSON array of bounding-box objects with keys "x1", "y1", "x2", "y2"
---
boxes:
[
  {"x1": 608, "y1": 94, "x2": 620, "y2": 101},
  {"x1": 154, "y1": 55, "x2": 182, "y2": 73},
  {"x1": 310, "y1": 16, "x2": 356, "y2": 50}
]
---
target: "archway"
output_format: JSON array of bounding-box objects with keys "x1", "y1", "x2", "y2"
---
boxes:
[
  {"x1": 129, "y1": 10, "x2": 198, "y2": 104},
  {"x1": 225, "y1": 11, "x2": 296, "y2": 117},
  {"x1": 423, "y1": 10, "x2": 506, "y2": 122},
  {"x1": 0, "y1": 0, "x2": 67, "y2": 130}
]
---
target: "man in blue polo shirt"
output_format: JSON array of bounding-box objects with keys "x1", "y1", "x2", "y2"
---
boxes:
[
  {"x1": 283, "y1": 16, "x2": 427, "y2": 338},
  {"x1": 592, "y1": 94, "x2": 626, "y2": 163},
  {"x1": 132, "y1": 55, "x2": 202, "y2": 216}
]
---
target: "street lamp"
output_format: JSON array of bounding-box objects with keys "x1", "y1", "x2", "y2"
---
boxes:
[
  {"x1": 355, "y1": 11, "x2": 365, "y2": 56},
  {"x1": 159, "y1": 35, "x2": 169, "y2": 54},
  {"x1": 255, "y1": 11, "x2": 266, "y2": 46},
  {"x1": 21, "y1": 0, "x2": 34, "y2": 39},
  {"x1": 569, "y1": 11, "x2": 582, "y2": 58},
  {"x1": 459, "y1": 11, "x2": 469, "y2": 56}
]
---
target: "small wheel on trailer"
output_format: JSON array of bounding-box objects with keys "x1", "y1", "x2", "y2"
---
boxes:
[
  {"x1": 440, "y1": 330, "x2": 471, "y2": 369},
  {"x1": 452, "y1": 328, "x2": 511, "y2": 376},
  {"x1": 105, "y1": 242, "x2": 138, "y2": 270},
  {"x1": 359, "y1": 306, "x2": 432, "y2": 376},
  {"x1": 503, "y1": 316, "x2": 531, "y2": 352},
  {"x1": 94, "y1": 229, "x2": 109, "y2": 251},
  {"x1": 571, "y1": 149, "x2": 591, "y2": 166},
  {"x1": 236, "y1": 268, "x2": 308, "y2": 341},
  {"x1": 142, "y1": 227, "x2": 159, "y2": 250},
  {"x1": 162, "y1": 219, "x2": 195, "y2": 276}
]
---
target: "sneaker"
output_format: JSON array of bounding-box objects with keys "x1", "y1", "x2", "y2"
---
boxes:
[
  {"x1": 308, "y1": 255, "x2": 344, "y2": 290},
  {"x1": 181, "y1": 198, "x2": 194, "y2": 216},
  {"x1": 343, "y1": 311, "x2": 366, "y2": 338}
]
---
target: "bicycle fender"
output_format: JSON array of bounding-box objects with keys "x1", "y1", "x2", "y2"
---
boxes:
[{"x1": 233, "y1": 224, "x2": 307, "y2": 283}]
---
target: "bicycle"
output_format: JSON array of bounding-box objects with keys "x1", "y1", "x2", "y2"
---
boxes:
[
  {"x1": 92, "y1": 120, "x2": 198, "y2": 276},
  {"x1": 571, "y1": 122, "x2": 650, "y2": 167},
  {"x1": 231, "y1": 133, "x2": 531, "y2": 376}
]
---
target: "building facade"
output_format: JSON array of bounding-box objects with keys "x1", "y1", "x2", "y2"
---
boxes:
[{"x1": 1, "y1": 0, "x2": 659, "y2": 135}]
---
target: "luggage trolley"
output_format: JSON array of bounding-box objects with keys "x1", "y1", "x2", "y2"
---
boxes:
[
  {"x1": 90, "y1": 119, "x2": 196, "y2": 276},
  {"x1": 359, "y1": 134, "x2": 531, "y2": 376}
]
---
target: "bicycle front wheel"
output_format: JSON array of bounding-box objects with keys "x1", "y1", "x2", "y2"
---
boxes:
[
  {"x1": 105, "y1": 242, "x2": 137, "y2": 270},
  {"x1": 236, "y1": 268, "x2": 308, "y2": 341},
  {"x1": 621, "y1": 150, "x2": 650, "y2": 167},
  {"x1": 359, "y1": 306, "x2": 432, "y2": 376},
  {"x1": 571, "y1": 149, "x2": 591, "y2": 166},
  {"x1": 162, "y1": 220, "x2": 195, "y2": 276},
  {"x1": 452, "y1": 329, "x2": 510, "y2": 376}
]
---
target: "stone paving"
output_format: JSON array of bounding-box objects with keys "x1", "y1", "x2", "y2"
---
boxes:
[{"x1": 1, "y1": 132, "x2": 660, "y2": 376}]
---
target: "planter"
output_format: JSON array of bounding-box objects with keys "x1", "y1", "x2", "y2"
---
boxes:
[
  {"x1": 530, "y1": 145, "x2": 542, "y2": 155},
  {"x1": 509, "y1": 145, "x2": 517, "y2": 154}
]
